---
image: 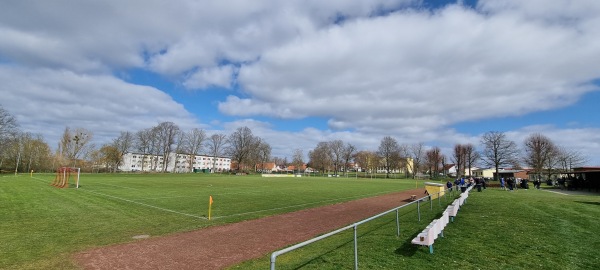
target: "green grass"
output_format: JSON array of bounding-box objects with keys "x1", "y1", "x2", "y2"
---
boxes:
[
  {"x1": 0, "y1": 173, "x2": 415, "y2": 269},
  {"x1": 3, "y1": 173, "x2": 599, "y2": 270},
  {"x1": 233, "y1": 188, "x2": 600, "y2": 269}
]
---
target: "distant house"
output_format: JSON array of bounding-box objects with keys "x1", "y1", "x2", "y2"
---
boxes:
[
  {"x1": 472, "y1": 168, "x2": 496, "y2": 179},
  {"x1": 287, "y1": 164, "x2": 307, "y2": 172},
  {"x1": 256, "y1": 162, "x2": 277, "y2": 172},
  {"x1": 494, "y1": 169, "x2": 529, "y2": 180},
  {"x1": 444, "y1": 164, "x2": 457, "y2": 177},
  {"x1": 119, "y1": 153, "x2": 231, "y2": 173}
]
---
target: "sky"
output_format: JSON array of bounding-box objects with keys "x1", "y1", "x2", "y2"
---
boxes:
[{"x1": 1, "y1": 0, "x2": 599, "y2": 166}]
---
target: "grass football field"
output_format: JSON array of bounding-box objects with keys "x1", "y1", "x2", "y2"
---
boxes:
[
  {"x1": 2, "y1": 173, "x2": 599, "y2": 269},
  {"x1": 0, "y1": 173, "x2": 416, "y2": 269}
]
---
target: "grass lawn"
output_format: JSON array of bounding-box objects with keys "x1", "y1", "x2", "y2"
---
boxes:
[
  {"x1": 233, "y1": 187, "x2": 600, "y2": 269},
  {"x1": 0, "y1": 173, "x2": 415, "y2": 270},
  {"x1": 3, "y1": 173, "x2": 598, "y2": 270}
]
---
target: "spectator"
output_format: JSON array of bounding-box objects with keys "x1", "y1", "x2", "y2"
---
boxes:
[
  {"x1": 446, "y1": 180, "x2": 453, "y2": 191},
  {"x1": 500, "y1": 177, "x2": 505, "y2": 190}
]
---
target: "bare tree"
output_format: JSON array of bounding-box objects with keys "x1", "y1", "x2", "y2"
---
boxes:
[
  {"x1": 247, "y1": 137, "x2": 270, "y2": 172},
  {"x1": 354, "y1": 150, "x2": 378, "y2": 177},
  {"x1": 1, "y1": 132, "x2": 51, "y2": 173},
  {"x1": 523, "y1": 133, "x2": 557, "y2": 179},
  {"x1": 272, "y1": 157, "x2": 286, "y2": 169},
  {"x1": 328, "y1": 140, "x2": 344, "y2": 176},
  {"x1": 556, "y1": 147, "x2": 588, "y2": 172},
  {"x1": 292, "y1": 149, "x2": 304, "y2": 174},
  {"x1": 59, "y1": 127, "x2": 93, "y2": 167},
  {"x1": 441, "y1": 154, "x2": 448, "y2": 176},
  {"x1": 182, "y1": 128, "x2": 206, "y2": 172},
  {"x1": 206, "y1": 133, "x2": 227, "y2": 172},
  {"x1": 23, "y1": 134, "x2": 51, "y2": 173},
  {"x1": 0, "y1": 105, "x2": 18, "y2": 146},
  {"x1": 452, "y1": 144, "x2": 466, "y2": 178},
  {"x1": 154, "y1": 122, "x2": 180, "y2": 172},
  {"x1": 0, "y1": 106, "x2": 19, "y2": 170},
  {"x1": 112, "y1": 131, "x2": 134, "y2": 172},
  {"x1": 464, "y1": 144, "x2": 480, "y2": 176},
  {"x1": 481, "y1": 131, "x2": 519, "y2": 181},
  {"x1": 377, "y1": 136, "x2": 400, "y2": 178},
  {"x1": 405, "y1": 142, "x2": 425, "y2": 179},
  {"x1": 425, "y1": 146, "x2": 442, "y2": 178},
  {"x1": 99, "y1": 144, "x2": 120, "y2": 172},
  {"x1": 308, "y1": 142, "x2": 332, "y2": 175},
  {"x1": 227, "y1": 126, "x2": 256, "y2": 172},
  {"x1": 135, "y1": 128, "x2": 154, "y2": 171},
  {"x1": 341, "y1": 143, "x2": 357, "y2": 177},
  {"x1": 255, "y1": 140, "x2": 272, "y2": 172}
]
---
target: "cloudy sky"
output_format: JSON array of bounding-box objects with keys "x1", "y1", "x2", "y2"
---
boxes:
[{"x1": 1, "y1": 0, "x2": 599, "y2": 165}]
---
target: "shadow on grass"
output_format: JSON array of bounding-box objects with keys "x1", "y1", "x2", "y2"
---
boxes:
[
  {"x1": 289, "y1": 214, "x2": 426, "y2": 269},
  {"x1": 289, "y1": 238, "x2": 354, "y2": 269},
  {"x1": 394, "y1": 231, "x2": 420, "y2": 256},
  {"x1": 575, "y1": 201, "x2": 600, "y2": 206}
]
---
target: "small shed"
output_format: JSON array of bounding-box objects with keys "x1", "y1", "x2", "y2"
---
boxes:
[{"x1": 424, "y1": 182, "x2": 445, "y2": 199}]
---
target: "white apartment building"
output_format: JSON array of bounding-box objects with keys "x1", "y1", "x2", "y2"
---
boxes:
[{"x1": 119, "y1": 153, "x2": 231, "y2": 173}]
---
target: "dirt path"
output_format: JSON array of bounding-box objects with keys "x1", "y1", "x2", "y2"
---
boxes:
[{"x1": 73, "y1": 188, "x2": 425, "y2": 269}]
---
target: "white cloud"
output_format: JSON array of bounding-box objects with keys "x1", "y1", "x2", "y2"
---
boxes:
[
  {"x1": 230, "y1": 2, "x2": 600, "y2": 137},
  {"x1": 0, "y1": 0, "x2": 415, "y2": 74},
  {"x1": 1, "y1": 0, "x2": 599, "y2": 166},
  {"x1": 505, "y1": 125, "x2": 600, "y2": 167},
  {"x1": 0, "y1": 66, "x2": 200, "y2": 146},
  {"x1": 183, "y1": 65, "x2": 236, "y2": 89}
]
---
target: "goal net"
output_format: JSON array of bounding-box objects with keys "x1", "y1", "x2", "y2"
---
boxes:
[{"x1": 51, "y1": 167, "x2": 81, "y2": 188}]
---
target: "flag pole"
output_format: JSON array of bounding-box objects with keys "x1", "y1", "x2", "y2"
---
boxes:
[{"x1": 208, "y1": 195, "x2": 213, "y2": 220}]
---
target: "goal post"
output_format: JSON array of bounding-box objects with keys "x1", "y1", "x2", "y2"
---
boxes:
[{"x1": 51, "y1": 167, "x2": 80, "y2": 188}]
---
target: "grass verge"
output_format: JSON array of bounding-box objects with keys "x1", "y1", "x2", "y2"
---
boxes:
[{"x1": 232, "y1": 188, "x2": 600, "y2": 269}]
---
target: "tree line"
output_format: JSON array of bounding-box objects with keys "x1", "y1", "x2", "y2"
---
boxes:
[
  {"x1": 1, "y1": 105, "x2": 272, "y2": 173},
  {"x1": 0, "y1": 105, "x2": 588, "y2": 177}
]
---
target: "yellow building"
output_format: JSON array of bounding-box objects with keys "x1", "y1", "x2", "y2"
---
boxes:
[{"x1": 472, "y1": 168, "x2": 495, "y2": 178}]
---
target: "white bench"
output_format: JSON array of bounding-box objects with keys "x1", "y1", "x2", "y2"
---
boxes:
[
  {"x1": 413, "y1": 186, "x2": 475, "y2": 254},
  {"x1": 447, "y1": 200, "x2": 459, "y2": 222},
  {"x1": 411, "y1": 219, "x2": 439, "y2": 253}
]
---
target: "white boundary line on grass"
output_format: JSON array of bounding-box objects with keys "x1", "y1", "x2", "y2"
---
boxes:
[
  {"x1": 80, "y1": 189, "x2": 208, "y2": 220},
  {"x1": 544, "y1": 190, "x2": 570, "y2": 196},
  {"x1": 31, "y1": 176, "x2": 207, "y2": 220},
  {"x1": 134, "y1": 187, "x2": 300, "y2": 201},
  {"x1": 31, "y1": 176, "x2": 51, "y2": 183},
  {"x1": 31, "y1": 176, "x2": 403, "y2": 221},
  {"x1": 94, "y1": 182, "x2": 141, "y2": 190}
]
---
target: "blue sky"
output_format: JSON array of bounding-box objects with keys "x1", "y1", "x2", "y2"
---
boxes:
[{"x1": 1, "y1": 0, "x2": 599, "y2": 165}]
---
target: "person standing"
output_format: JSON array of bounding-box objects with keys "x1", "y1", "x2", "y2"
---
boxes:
[{"x1": 500, "y1": 177, "x2": 505, "y2": 190}]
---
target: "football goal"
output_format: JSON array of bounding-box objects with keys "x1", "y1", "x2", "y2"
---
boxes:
[{"x1": 51, "y1": 167, "x2": 81, "y2": 188}]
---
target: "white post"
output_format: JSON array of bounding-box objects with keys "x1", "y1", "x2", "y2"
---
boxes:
[
  {"x1": 76, "y1": 168, "x2": 80, "y2": 188},
  {"x1": 15, "y1": 151, "x2": 21, "y2": 175}
]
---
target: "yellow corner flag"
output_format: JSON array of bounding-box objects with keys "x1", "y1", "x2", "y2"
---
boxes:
[{"x1": 208, "y1": 195, "x2": 213, "y2": 220}]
